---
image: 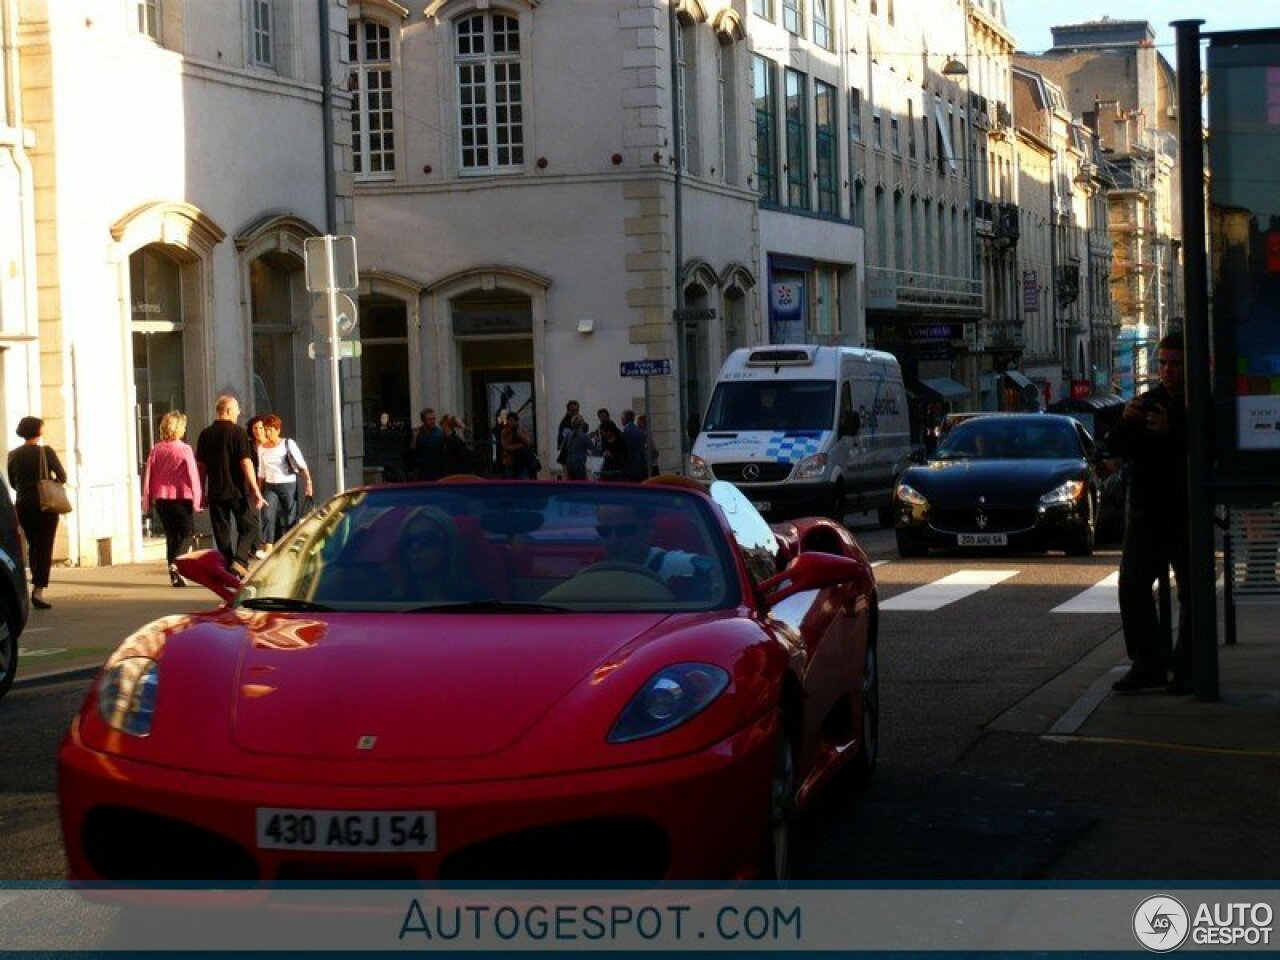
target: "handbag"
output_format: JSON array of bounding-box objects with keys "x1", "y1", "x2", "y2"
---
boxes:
[
  {"x1": 283, "y1": 439, "x2": 300, "y2": 476},
  {"x1": 37, "y1": 447, "x2": 73, "y2": 514}
]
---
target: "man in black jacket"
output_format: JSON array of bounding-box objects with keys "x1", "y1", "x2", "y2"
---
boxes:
[{"x1": 1105, "y1": 332, "x2": 1191, "y2": 693}]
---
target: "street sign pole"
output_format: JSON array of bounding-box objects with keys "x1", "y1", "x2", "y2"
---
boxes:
[
  {"x1": 325, "y1": 239, "x2": 345, "y2": 491},
  {"x1": 643, "y1": 374, "x2": 653, "y2": 478}
]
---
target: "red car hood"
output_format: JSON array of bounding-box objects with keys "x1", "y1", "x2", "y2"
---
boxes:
[{"x1": 231, "y1": 613, "x2": 670, "y2": 761}]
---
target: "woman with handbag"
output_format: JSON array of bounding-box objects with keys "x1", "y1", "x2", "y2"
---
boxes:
[
  {"x1": 141, "y1": 411, "x2": 203, "y2": 587},
  {"x1": 257, "y1": 414, "x2": 312, "y2": 544},
  {"x1": 7, "y1": 416, "x2": 69, "y2": 610}
]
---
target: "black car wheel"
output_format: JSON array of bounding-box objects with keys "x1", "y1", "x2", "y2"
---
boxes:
[
  {"x1": 846, "y1": 639, "x2": 879, "y2": 787},
  {"x1": 876, "y1": 504, "x2": 894, "y2": 529},
  {"x1": 829, "y1": 484, "x2": 847, "y2": 524},
  {"x1": 0, "y1": 610, "x2": 17, "y2": 700},
  {"x1": 895, "y1": 531, "x2": 927, "y2": 558},
  {"x1": 1064, "y1": 497, "x2": 1096, "y2": 557},
  {"x1": 761, "y1": 724, "x2": 795, "y2": 881}
]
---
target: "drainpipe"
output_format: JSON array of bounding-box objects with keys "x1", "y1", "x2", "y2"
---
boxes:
[
  {"x1": 669, "y1": 2, "x2": 687, "y2": 468},
  {"x1": 3, "y1": 0, "x2": 39, "y2": 406}
]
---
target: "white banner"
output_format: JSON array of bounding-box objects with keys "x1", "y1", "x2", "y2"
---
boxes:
[{"x1": 0, "y1": 887, "x2": 1275, "y2": 952}]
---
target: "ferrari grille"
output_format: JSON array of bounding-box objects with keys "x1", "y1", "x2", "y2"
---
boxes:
[{"x1": 440, "y1": 817, "x2": 670, "y2": 882}]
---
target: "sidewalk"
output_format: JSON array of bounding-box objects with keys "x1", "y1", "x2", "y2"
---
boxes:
[{"x1": 15, "y1": 563, "x2": 1280, "y2": 755}]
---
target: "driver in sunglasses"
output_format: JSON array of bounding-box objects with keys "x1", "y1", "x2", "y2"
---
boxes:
[{"x1": 595, "y1": 503, "x2": 708, "y2": 585}]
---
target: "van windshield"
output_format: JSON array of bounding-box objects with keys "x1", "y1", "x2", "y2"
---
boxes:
[{"x1": 702, "y1": 381, "x2": 835, "y2": 432}]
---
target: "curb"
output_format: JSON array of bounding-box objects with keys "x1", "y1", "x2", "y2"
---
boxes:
[{"x1": 12, "y1": 664, "x2": 101, "y2": 690}]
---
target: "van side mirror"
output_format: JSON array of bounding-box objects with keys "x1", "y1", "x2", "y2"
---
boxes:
[{"x1": 839, "y1": 411, "x2": 861, "y2": 438}]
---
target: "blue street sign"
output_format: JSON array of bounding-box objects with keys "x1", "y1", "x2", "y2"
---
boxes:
[{"x1": 620, "y1": 359, "x2": 672, "y2": 377}]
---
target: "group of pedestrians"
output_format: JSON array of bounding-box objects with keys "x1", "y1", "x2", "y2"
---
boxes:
[
  {"x1": 405, "y1": 407, "x2": 476, "y2": 481},
  {"x1": 132, "y1": 395, "x2": 312, "y2": 585},
  {"x1": 555, "y1": 400, "x2": 658, "y2": 483}
]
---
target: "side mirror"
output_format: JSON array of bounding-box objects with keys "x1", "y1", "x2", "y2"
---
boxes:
[
  {"x1": 909, "y1": 446, "x2": 927, "y2": 464},
  {"x1": 174, "y1": 549, "x2": 241, "y2": 602},
  {"x1": 759, "y1": 550, "x2": 863, "y2": 607}
]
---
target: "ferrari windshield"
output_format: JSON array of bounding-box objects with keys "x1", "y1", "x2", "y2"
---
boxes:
[
  {"x1": 237, "y1": 483, "x2": 742, "y2": 613},
  {"x1": 701, "y1": 381, "x2": 835, "y2": 432},
  {"x1": 933, "y1": 416, "x2": 1085, "y2": 461}
]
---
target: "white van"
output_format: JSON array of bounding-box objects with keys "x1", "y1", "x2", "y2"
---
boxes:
[{"x1": 689, "y1": 345, "x2": 911, "y2": 524}]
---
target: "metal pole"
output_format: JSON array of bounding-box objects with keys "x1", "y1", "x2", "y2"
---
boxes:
[
  {"x1": 643, "y1": 374, "x2": 653, "y2": 478},
  {"x1": 1173, "y1": 19, "x2": 1217, "y2": 700},
  {"x1": 318, "y1": 0, "x2": 336, "y2": 233},
  {"x1": 669, "y1": 2, "x2": 687, "y2": 469},
  {"x1": 325, "y1": 237, "x2": 345, "y2": 491}
]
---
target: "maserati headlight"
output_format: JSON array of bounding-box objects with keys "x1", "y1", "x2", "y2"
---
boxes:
[
  {"x1": 96, "y1": 657, "x2": 159, "y2": 737},
  {"x1": 895, "y1": 483, "x2": 929, "y2": 508},
  {"x1": 608, "y1": 663, "x2": 729, "y2": 743},
  {"x1": 1040, "y1": 479, "x2": 1086, "y2": 507},
  {"x1": 793, "y1": 452, "x2": 828, "y2": 480},
  {"x1": 688, "y1": 455, "x2": 712, "y2": 482}
]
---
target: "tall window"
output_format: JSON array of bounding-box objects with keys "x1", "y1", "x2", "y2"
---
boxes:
[
  {"x1": 782, "y1": 0, "x2": 803, "y2": 37},
  {"x1": 890, "y1": 116, "x2": 900, "y2": 156},
  {"x1": 753, "y1": 55, "x2": 778, "y2": 203},
  {"x1": 250, "y1": 255, "x2": 299, "y2": 433},
  {"x1": 752, "y1": 0, "x2": 775, "y2": 19},
  {"x1": 456, "y1": 13, "x2": 524, "y2": 172},
  {"x1": 813, "y1": 0, "x2": 831, "y2": 50},
  {"x1": 815, "y1": 80, "x2": 837, "y2": 216},
  {"x1": 137, "y1": 0, "x2": 160, "y2": 41},
  {"x1": 907, "y1": 101, "x2": 916, "y2": 159},
  {"x1": 852, "y1": 179, "x2": 865, "y2": 228},
  {"x1": 250, "y1": 0, "x2": 274, "y2": 68},
  {"x1": 849, "y1": 87, "x2": 863, "y2": 142},
  {"x1": 784, "y1": 69, "x2": 809, "y2": 209},
  {"x1": 893, "y1": 191, "x2": 905, "y2": 269},
  {"x1": 349, "y1": 21, "x2": 395, "y2": 178},
  {"x1": 875, "y1": 187, "x2": 888, "y2": 265}
]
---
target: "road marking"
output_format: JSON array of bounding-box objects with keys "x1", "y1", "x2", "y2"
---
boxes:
[
  {"x1": 880, "y1": 570, "x2": 1019, "y2": 611},
  {"x1": 871, "y1": 560, "x2": 889, "y2": 568},
  {"x1": 1051, "y1": 571, "x2": 1120, "y2": 614},
  {"x1": 18, "y1": 647, "x2": 67, "y2": 657},
  {"x1": 21, "y1": 626, "x2": 51, "y2": 634}
]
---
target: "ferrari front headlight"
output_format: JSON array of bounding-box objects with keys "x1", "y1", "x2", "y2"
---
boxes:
[
  {"x1": 96, "y1": 657, "x2": 159, "y2": 737},
  {"x1": 608, "y1": 663, "x2": 729, "y2": 743},
  {"x1": 1040, "y1": 479, "x2": 1086, "y2": 507}
]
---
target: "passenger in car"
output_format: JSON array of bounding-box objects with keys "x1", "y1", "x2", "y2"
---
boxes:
[{"x1": 390, "y1": 506, "x2": 487, "y2": 604}]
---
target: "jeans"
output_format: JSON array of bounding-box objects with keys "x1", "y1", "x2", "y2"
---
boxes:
[
  {"x1": 208, "y1": 497, "x2": 260, "y2": 569},
  {"x1": 262, "y1": 482, "x2": 298, "y2": 542},
  {"x1": 1118, "y1": 514, "x2": 1190, "y2": 677}
]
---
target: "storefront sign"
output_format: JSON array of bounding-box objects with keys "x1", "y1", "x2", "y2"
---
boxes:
[
  {"x1": 908, "y1": 322, "x2": 963, "y2": 341},
  {"x1": 1071, "y1": 379, "x2": 1091, "y2": 400},
  {"x1": 1022, "y1": 270, "x2": 1039, "y2": 312}
]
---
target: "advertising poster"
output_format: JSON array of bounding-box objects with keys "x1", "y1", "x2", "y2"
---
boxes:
[
  {"x1": 769, "y1": 278, "x2": 805, "y2": 344},
  {"x1": 1209, "y1": 41, "x2": 1280, "y2": 455}
]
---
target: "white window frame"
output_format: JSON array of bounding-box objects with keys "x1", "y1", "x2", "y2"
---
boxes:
[
  {"x1": 350, "y1": 19, "x2": 397, "y2": 180},
  {"x1": 455, "y1": 11, "x2": 525, "y2": 175},
  {"x1": 137, "y1": 0, "x2": 161, "y2": 42},
  {"x1": 250, "y1": 0, "x2": 275, "y2": 68}
]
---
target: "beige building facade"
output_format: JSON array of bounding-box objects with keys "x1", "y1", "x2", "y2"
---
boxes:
[{"x1": 6, "y1": 0, "x2": 350, "y2": 565}]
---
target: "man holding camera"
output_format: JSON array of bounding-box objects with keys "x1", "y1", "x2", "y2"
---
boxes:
[{"x1": 1105, "y1": 332, "x2": 1191, "y2": 694}]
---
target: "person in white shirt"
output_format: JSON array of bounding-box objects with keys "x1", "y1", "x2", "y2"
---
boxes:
[{"x1": 257, "y1": 414, "x2": 313, "y2": 544}]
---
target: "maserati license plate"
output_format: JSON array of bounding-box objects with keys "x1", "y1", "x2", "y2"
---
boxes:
[
  {"x1": 751, "y1": 501, "x2": 772, "y2": 513},
  {"x1": 256, "y1": 808, "x2": 437, "y2": 852},
  {"x1": 957, "y1": 533, "x2": 1007, "y2": 547}
]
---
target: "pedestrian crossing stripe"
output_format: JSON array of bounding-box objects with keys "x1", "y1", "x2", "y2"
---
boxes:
[
  {"x1": 880, "y1": 570, "x2": 1019, "y2": 611},
  {"x1": 879, "y1": 569, "x2": 1120, "y2": 614},
  {"x1": 1050, "y1": 571, "x2": 1120, "y2": 614}
]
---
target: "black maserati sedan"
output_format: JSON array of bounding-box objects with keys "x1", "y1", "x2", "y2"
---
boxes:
[{"x1": 892, "y1": 413, "x2": 1098, "y2": 558}]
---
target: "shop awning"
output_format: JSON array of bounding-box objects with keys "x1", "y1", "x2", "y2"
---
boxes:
[
  {"x1": 912, "y1": 377, "x2": 970, "y2": 402},
  {"x1": 1003, "y1": 370, "x2": 1036, "y2": 390}
]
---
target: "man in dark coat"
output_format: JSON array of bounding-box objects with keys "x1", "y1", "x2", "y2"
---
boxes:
[{"x1": 1105, "y1": 332, "x2": 1191, "y2": 694}]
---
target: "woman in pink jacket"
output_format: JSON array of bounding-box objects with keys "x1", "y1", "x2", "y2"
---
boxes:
[{"x1": 142, "y1": 410, "x2": 203, "y2": 587}]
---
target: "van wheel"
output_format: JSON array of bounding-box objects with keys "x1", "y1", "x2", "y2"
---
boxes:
[
  {"x1": 829, "y1": 485, "x2": 847, "y2": 523},
  {"x1": 876, "y1": 505, "x2": 894, "y2": 529}
]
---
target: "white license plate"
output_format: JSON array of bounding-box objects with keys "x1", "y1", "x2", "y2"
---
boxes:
[
  {"x1": 256, "y1": 808, "x2": 436, "y2": 853},
  {"x1": 957, "y1": 533, "x2": 1008, "y2": 547},
  {"x1": 751, "y1": 501, "x2": 772, "y2": 513}
]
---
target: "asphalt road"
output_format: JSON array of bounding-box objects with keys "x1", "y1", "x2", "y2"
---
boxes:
[{"x1": 3, "y1": 517, "x2": 1278, "y2": 882}]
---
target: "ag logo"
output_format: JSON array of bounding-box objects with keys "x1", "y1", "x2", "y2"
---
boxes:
[{"x1": 1133, "y1": 895, "x2": 1190, "y2": 952}]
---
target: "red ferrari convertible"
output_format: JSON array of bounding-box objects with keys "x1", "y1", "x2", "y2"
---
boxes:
[{"x1": 58, "y1": 479, "x2": 879, "y2": 882}]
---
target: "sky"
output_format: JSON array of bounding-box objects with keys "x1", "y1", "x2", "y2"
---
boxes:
[{"x1": 1003, "y1": 0, "x2": 1277, "y2": 55}]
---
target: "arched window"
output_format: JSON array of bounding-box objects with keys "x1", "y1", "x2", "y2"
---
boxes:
[
  {"x1": 455, "y1": 12, "x2": 524, "y2": 172},
  {"x1": 349, "y1": 20, "x2": 396, "y2": 178}
]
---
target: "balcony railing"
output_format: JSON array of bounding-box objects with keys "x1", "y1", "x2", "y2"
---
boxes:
[{"x1": 867, "y1": 267, "x2": 983, "y2": 311}]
